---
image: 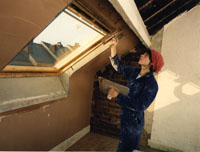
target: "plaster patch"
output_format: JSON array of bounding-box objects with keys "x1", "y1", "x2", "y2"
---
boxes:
[
  {"x1": 42, "y1": 105, "x2": 50, "y2": 112},
  {"x1": 0, "y1": 90, "x2": 67, "y2": 113},
  {"x1": 0, "y1": 115, "x2": 8, "y2": 122}
]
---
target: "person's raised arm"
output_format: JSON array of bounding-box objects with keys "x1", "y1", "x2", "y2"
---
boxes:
[
  {"x1": 110, "y1": 37, "x2": 119, "y2": 57},
  {"x1": 109, "y1": 37, "x2": 136, "y2": 78}
]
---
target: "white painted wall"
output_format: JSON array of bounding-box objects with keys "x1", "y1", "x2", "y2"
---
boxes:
[{"x1": 149, "y1": 6, "x2": 200, "y2": 152}]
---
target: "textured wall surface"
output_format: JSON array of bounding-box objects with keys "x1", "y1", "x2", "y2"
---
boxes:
[
  {"x1": 149, "y1": 6, "x2": 200, "y2": 152},
  {"x1": 0, "y1": 0, "x2": 139, "y2": 150},
  {"x1": 0, "y1": 76, "x2": 67, "y2": 113},
  {"x1": 0, "y1": 0, "x2": 71, "y2": 70}
]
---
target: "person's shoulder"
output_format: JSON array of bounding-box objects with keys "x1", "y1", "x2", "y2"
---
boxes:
[
  {"x1": 130, "y1": 67, "x2": 140, "y2": 76},
  {"x1": 146, "y1": 73, "x2": 158, "y2": 88}
]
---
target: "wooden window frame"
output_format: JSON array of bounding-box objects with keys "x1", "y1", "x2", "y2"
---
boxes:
[{"x1": 1, "y1": 3, "x2": 112, "y2": 77}]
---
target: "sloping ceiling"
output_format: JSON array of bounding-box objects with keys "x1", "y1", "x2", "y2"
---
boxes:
[
  {"x1": 0, "y1": 0, "x2": 72, "y2": 71},
  {"x1": 134, "y1": 0, "x2": 200, "y2": 35}
]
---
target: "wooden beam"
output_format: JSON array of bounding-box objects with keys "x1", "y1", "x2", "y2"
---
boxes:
[
  {"x1": 109, "y1": 0, "x2": 151, "y2": 47},
  {"x1": 144, "y1": 0, "x2": 177, "y2": 23},
  {"x1": 148, "y1": 0, "x2": 193, "y2": 32},
  {"x1": 0, "y1": 72, "x2": 59, "y2": 78},
  {"x1": 139, "y1": 0, "x2": 154, "y2": 11},
  {"x1": 2, "y1": 65, "x2": 57, "y2": 73},
  {"x1": 57, "y1": 37, "x2": 103, "y2": 73}
]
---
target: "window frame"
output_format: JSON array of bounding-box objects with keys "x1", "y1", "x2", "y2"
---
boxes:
[{"x1": 1, "y1": 3, "x2": 111, "y2": 75}]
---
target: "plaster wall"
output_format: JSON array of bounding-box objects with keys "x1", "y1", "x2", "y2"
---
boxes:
[
  {"x1": 0, "y1": 66, "x2": 94, "y2": 150},
  {"x1": 0, "y1": 76, "x2": 67, "y2": 113},
  {"x1": 0, "y1": 0, "x2": 139, "y2": 150},
  {"x1": 149, "y1": 6, "x2": 200, "y2": 152},
  {"x1": 0, "y1": 0, "x2": 72, "y2": 70},
  {"x1": 0, "y1": 27, "x2": 138, "y2": 150}
]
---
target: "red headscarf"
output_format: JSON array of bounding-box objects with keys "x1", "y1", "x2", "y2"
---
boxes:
[{"x1": 151, "y1": 50, "x2": 164, "y2": 73}]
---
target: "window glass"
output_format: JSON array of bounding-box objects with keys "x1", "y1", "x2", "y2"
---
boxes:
[{"x1": 7, "y1": 9, "x2": 104, "y2": 68}]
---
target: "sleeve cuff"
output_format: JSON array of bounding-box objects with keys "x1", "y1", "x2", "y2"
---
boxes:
[
  {"x1": 115, "y1": 93, "x2": 123, "y2": 105},
  {"x1": 109, "y1": 54, "x2": 118, "y2": 60}
]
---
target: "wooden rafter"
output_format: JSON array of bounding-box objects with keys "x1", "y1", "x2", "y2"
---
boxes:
[
  {"x1": 148, "y1": 0, "x2": 193, "y2": 31},
  {"x1": 0, "y1": 72, "x2": 59, "y2": 78},
  {"x1": 144, "y1": 0, "x2": 177, "y2": 23},
  {"x1": 2, "y1": 65, "x2": 57, "y2": 73},
  {"x1": 139, "y1": 0, "x2": 154, "y2": 11}
]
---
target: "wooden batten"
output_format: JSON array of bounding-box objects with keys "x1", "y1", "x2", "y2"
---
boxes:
[{"x1": 2, "y1": 65, "x2": 57, "y2": 73}]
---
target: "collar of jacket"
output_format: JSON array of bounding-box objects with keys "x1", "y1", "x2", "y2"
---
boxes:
[{"x1": 138, "y1": 69, "x2": 154, "y2": 78}]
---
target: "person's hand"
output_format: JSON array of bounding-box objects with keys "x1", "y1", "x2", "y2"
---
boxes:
[
  {"x1": 107, "y1": 88, "x2": 119, "y2": 100},
  {"x1": 110, "y1": 37, "x2": 119, "y2": 48}
]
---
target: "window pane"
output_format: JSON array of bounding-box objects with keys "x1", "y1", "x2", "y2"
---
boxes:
[{"x1": 8, "y1": 9, "x2": 104, "y2": 68}]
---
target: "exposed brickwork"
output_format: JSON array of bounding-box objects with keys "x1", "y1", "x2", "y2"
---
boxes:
[{"x1": 91, "y1": 73, "x2": 121, "y2": 137}]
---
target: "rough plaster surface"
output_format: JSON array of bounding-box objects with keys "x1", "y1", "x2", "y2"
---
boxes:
[
  {"x1": 149, "y1": 6, "x2": 200, "y2": 152},
  {"x1": 0, "y1": 76, "x2": 67, "y2": 113},
  {"x1": 151, "y1": 29, "x2": 163, "y2": 53},
  {"x1": 0, "y1": 0, "x2": 139, "y2": 150},
  {"x1": 0, "y1": 0, "x2": 70, "y2": 70}
]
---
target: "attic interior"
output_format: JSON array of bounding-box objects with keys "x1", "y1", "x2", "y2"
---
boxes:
[
  {"x1": 1, "y1": 0, "x2": 200, "y2": 151},
  {"x1": 134, "y1": 0, "x2": 200, "y2": 35}
]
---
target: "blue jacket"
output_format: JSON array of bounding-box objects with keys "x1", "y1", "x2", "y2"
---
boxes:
[{"x1": 110, "y1": 54, "x2": 158, "y2": 123}]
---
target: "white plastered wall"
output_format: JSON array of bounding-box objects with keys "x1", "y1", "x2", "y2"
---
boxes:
[{"x1": 149, "y1": 6, "x2": 200, "y2": 152}]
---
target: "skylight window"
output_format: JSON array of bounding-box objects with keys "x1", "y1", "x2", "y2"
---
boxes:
[{"x1": 5, "y1": 8, "x2": 105, "y2": 70}]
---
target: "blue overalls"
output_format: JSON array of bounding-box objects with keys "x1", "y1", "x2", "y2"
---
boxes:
[{"x1": 110, "y1": 55, "x2": 158, "y2": 151}]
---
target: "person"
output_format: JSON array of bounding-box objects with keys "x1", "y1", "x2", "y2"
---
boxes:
[{"x1": 108, "y1": 38, "x2": 164, "y2": 151}]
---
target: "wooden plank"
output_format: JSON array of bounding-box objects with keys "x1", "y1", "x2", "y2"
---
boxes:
[
  {"x1": 57, "y1": 38, "x2": 103, "y2": 74},
  {"x1": 148, "y1": 0, "x2": 193, "y2": 32},
  {"x1": 139, "y1": 0, "x2": 154, "y2": 11},
  {"x1": 0, "y1": 72, "x2": 59, "y2": 78},
  {"x1": 109, "y1": 0, "x2": 151, "y2": 47},
  {"x1": 144, "y1": 0, "x2": 177, "y2": 23},
  {"x1": 2, "y1": 65, "x2": 57, "y2": 73}
]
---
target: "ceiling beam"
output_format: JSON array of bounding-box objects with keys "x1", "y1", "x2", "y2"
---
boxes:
[
  {"x1": 148, "y1": 0, "x2": 193, "y2": 33},
  {"x1": 144, "y1": 0, "x2": 177, "y2": 23},
  {"x1": 109, "y1": 0, "x2": 151, "y2": 47},
  {"x1": 139, "y1": 0, "x2": 154, "y2": 11}
]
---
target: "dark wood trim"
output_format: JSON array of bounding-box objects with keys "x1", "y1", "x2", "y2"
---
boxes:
[{"x1": 139, "y1": 0, "x2": 154, "y2": 11}]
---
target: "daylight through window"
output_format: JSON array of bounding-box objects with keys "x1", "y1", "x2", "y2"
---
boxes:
[{"x1": 5, "y1": 8, "x2": 105, "y2": 71}]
